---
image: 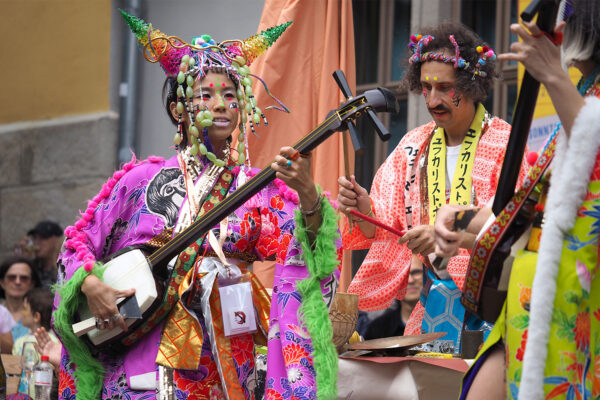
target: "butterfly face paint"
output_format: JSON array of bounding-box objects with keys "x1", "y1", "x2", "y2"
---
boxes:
[{"x1": 450, "y1": 90, "x2": 461, "y2": 108}]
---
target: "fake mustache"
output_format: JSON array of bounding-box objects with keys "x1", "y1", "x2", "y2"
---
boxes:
[{"x1": 428, "y1": 105, "x2": 450, "y2": 113}]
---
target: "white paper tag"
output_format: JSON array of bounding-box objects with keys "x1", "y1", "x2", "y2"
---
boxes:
[{"x1": 219, "y1": 281, "x2": 257, "y2": 337}]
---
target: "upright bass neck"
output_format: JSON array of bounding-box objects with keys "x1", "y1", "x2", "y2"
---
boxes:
[
  {"x1": 148, "y1": 87, "x2": 398, "y2": 268},
  {"x1": 492, "y1": 0, "x2": 558, "y2": 216}
]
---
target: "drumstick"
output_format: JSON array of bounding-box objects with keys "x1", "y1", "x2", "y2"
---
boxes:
[
  {"x1": 342, "y1": 131, "x2": 355, "y2": 233},
  {"x1": 349, "y1": 209, "x2": 405, "y2": 237}
]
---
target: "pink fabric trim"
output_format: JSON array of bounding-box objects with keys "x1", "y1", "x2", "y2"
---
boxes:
[{"x1": 63, "y1": 155, "x2": 164, "y2": 267}]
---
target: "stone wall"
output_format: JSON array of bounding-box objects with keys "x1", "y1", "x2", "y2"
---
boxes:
[{"x1": 0, "y1": 112, "x2": 119, "y2": 260}]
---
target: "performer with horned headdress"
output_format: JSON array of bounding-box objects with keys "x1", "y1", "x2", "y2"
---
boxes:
[{"x1": 52, "y1": 10, "x2": 341, "y2": 400}]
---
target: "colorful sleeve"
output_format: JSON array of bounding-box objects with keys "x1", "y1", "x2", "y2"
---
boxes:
[
  {"x1": 266, "y1": 187, "x2": 342, "y2": 400},
  {"x1": 55, "y1": 157, "x2": 165, "y2": 305},
  {"x1": 516, "y1": 148, "x2": 532, "y2": 189},
  {"x1": 52, "y1": 156, "x2": 165, "y2": 400},
  {"x1": 441, "y1": 252, "x2": 472, "y2": 291},
  {"x1": 252, "y1": 180, "x2": 297, "y2": 262},
  {"x1": 346, "y1": 142, "x2": 415, "y2": 311},
  {"x1": 0, "y1": 305, "x2": 15, "y2": 334}
]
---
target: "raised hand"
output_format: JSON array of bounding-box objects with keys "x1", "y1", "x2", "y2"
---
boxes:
[
  {"x1": 34, "y1": 327, "x2": 61, "y2": 371},
  {"x1": 271, "y1": 146, "x2": 319, "y2": 207}
]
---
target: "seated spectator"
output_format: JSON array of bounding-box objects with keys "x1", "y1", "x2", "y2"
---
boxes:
[
  {"x1": 18, "y1": 221, "x2": 63, "y2": 287},
  {"x1": 11, "y1": 288, "x2": 58, "y2": 397},
  {"x1": 0, "y1": 257, "x2": 40, "y2": 343},
  {"x1": 357, "y1": 257, "x2": 424, "y2": 339},
  {"x1": 12, "y1": 288, "x2": 58, "y2": 358}
]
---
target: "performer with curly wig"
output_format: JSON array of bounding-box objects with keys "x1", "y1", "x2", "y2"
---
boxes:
[{"x1": 337, "y1": 21, "x2": 529, "y2": 348}]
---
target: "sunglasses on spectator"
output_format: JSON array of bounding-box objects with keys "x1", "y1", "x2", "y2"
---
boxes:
[{"x1": 5, "y1": 274, "x2": 31, "y2": 283}]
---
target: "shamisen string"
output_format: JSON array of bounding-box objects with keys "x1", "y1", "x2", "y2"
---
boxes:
[{"x1": 427, "y1": 102, "x2": 488, "y2": 224}]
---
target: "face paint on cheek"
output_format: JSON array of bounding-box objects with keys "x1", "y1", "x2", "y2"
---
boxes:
[
  {"x1": 450, "y1": 91, "x2": 461, "y2": 108},
  {"x1": 229, "y1": 102, "x2": 238, "y2": 110},
  {"x1": 422, "y1": 88, "x2": 428, "y2": 98}
]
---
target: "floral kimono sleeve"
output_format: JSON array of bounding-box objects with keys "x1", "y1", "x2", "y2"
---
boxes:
[
  {"x1": 55, "y1": 160, "x2": 166, "y2": 306},
  {"x1": 253, "y1": 185, "x2": 296, "y2": 263},
  {"x1": 346, "y1": 139, "x2": 415, "y2": 311},
  {"x1": 264, "y1": 179, "x2": 342, "y2": 399}
]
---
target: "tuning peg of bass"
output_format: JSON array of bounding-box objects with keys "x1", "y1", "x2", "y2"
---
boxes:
[
  {"x1": 333, "y1": 70, "x2": 354, "y2": 99},
  {"x1": 366, "y1": 109, "x2": 391, "y2": 142},
  {"x1": 333, "y1": 70, "x2": 366, "y2": 153},
  {"x1": 348, "y1": 121, "x2": 365, "y2": 155}
]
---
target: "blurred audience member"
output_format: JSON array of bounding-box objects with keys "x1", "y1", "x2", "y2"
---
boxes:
[
  {"x1": 0, "y1": 304, "x2": 15, "y2": 352},
  {"x1": 357, "y1": 257, "x2": 424, "y2": 339},
  {"x1": 12, "y1": 288, "x2": 57, "y2": 357},
  {"x1": 15, "y1": 221, "x2": 63, "y2": 287},
  {"x1": 12, "y1": 288, "x2": 58, "y2": 396},
  {"x1": 0, "y1": 257, "x2": 40, "y2": 343}
]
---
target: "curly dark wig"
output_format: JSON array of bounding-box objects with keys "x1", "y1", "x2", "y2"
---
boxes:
[{"x1": 402, "y1": 21, "x2": 499, "y2": 104}]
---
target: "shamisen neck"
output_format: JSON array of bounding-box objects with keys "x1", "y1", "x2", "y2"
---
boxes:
[{"x1": 443, "y1": 101, "x2": 478, "y2": 147}]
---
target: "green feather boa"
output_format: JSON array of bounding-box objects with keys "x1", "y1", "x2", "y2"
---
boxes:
[
  {"x1": 54, "y1": 263, "x2": 106, "y2": 400},
  {"x1": 294, "y1": 196, "x2": 340, "y2": 400}
]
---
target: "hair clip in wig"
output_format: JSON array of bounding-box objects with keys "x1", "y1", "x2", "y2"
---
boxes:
[
  {"x1": 408, "y1": 33, "x2": 495, "y2": 80},
  {"x1": 472, "y1": 44, "x2": 496, "y2": 79}
]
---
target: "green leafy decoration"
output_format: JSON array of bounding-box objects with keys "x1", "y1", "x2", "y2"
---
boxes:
[
  {"x1": 514, "y1": 367, "x2": 522, "y2": 383},
  {"x1": 260, "y1": 21, "x2": 293, "y2": 47},
  {"x1": 552, "y1": 309, "x2": 575, "y2": 340},
  {"x1": 564, "y1": 290, "x2": 581, "y2": 304},
  {"x1": 509, "y1": 314, "x2": 530, "y2": 330},
  {"x1": 119, "y1": 9, "x2": 150, "y2": 40}
]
